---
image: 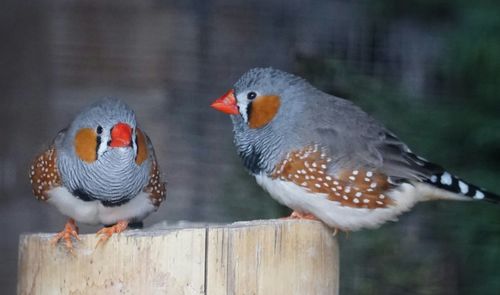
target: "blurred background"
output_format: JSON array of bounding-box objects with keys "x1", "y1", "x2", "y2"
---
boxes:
[{"x1": 1, "y1": 0, "x2": 499, "y2": 294}]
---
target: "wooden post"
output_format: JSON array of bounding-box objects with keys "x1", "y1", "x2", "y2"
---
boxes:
[{"x1": 18, "y1": 220, "x2": 339, "y2": 295}]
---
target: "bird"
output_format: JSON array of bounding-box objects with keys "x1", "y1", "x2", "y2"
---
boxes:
[
  {"x1": 29, "y1": 97, "x2": 166, "y2": 251},
  {"x1": 211, "y1": 67, "x2": 499, "y2": 231}
]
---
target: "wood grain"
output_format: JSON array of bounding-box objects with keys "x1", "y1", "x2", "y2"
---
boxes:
[{"x1": 18, "y1": 220, "x2": 338, "y2": 295}]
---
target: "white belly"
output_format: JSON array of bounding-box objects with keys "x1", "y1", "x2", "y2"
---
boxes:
[
  {"x1": 47, "y1": 186, "x2": 156, "y2": 225},
  {"x1": 255, "y1": 173, "x2": 450, "y2": 231}
]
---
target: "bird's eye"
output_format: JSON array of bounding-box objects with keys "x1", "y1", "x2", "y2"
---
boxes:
[
  {"x1": 96, "y1": 126, "x2": 103, "y2": 134},
  {"x1": 247, "y1": 92, "x2": 257, "y2": 100}
]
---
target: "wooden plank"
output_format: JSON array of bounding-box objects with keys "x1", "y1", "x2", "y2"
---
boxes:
[
  {"x1": 17, "y1": 228, "x2": 206, "y2": 295},
  {"x1": 18, "y1": 220, "x2": 338, "y2": 295},
  {"x1": 206, "y1": 220, "x2": 339, "y2": 295}
]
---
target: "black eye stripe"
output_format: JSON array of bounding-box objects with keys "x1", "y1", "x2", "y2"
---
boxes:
[
  {"x1": 95, "y1": 135, "x2": 101, "y2": 157},
  {"x1": 95, "y1": 125, "x2": 103, "y2": 158},
  {"x1": 246, "y1": 101, "x2": 253, "y2": 120}
]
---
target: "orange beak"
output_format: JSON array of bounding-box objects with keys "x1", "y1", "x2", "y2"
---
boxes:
[
  {"x1": 110, "y1": 122, "x2": 132, "y2": 148},
  {"x1": 210, "y1": 89, "x2": 239, "y2": 115}
]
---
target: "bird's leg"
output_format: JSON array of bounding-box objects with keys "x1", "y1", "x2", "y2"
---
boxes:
[
  {"x1": 95, "y1": 220, "x2": 129, "y2": 248},
  {"x1": 284, "y1": 210, "x2": 320, "y2": 220},
  {"x1": 285, "y1": 211, "x2": 344, "y2": 237},
  {"x1": 51, "y1": 218, "x2": 80, "y2": 254}
]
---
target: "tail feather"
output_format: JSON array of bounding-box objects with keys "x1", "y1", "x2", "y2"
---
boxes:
[{"x1": 425, "y1": 171, "x2": 500, "y2": 203}]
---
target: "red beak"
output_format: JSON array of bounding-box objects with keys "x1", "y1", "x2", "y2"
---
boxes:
[
  {"x1": 210, "y1": 89, "x2": 239, "y2": 115},
  {"x1": 110, "y1": 122, "x2": 132, "y2": 148}
]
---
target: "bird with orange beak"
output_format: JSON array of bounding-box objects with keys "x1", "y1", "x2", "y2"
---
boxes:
[
  {"x1": 212, "y1": 68, "x2": 500, "y2": 232},
  {"x1": 29, "y1": 98, "x2": 166, "y2": 251}
]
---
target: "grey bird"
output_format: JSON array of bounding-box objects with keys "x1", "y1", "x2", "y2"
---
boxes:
[
  {"x1": 29, "y1": 98, "x2": 166, "y2": 251},
  {"x1": 211, "y1": 67, "x2": 499, "y2": 231}
]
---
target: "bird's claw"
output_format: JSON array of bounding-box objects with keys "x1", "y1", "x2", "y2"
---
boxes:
[
  {"x1": 95, "y1": 220, "x2": 128, "y2": 248},
  {"x1": 51, "y1": 219, "x2": 80, "y2": 254},
  {"x1": 283, "y1": 211, "x2": 344, "y2": 237},
  {"x1": 284, "y1": 210, "x2": 319, "y2": 220}
]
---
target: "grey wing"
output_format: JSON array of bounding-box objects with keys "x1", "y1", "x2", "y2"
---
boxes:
[
  {"x1": 311, "y1": 98, "x2": 443, "y2": 182},
  {"x1": 53, "y1": 128, "x2": 68, "y2": 150}
]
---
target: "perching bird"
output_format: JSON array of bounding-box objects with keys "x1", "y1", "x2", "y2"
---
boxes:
[
  {"x1": 29, "y1": 98, "x2": 166, "y2": 251},
  {"x1": 211, "y1": 67, "x2": 499, "y2": 231}
]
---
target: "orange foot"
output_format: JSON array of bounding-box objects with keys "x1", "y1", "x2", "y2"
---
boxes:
[
  {"x1": 95, "y1": 220, "x2": 129, "y2": 248},
  {"x1": 283, "y1": 211, "x2": 342, "y2": 237},
  {"x1": 51, "y1": 218, "x2": 80, "y2": 254},
  {"x1": 289, "y1": 211, "x2": 319, "y2": 220},
  {"x1": 281, "y1": 210, "x2": 320, "y2": 220}
]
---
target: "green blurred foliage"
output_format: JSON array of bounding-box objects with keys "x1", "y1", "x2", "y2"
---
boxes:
[{"x1": 297, "y1": 1, "x2": 500, "y2": 294}]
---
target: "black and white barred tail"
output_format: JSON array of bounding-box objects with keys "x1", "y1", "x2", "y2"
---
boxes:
[{"x1": 426, "y1": 171, "x2": 500, "y2": 203}]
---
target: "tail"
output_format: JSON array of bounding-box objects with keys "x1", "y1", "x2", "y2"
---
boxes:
[{"x1": 425, "y1": 171, "x2": 500, "y2": 203}]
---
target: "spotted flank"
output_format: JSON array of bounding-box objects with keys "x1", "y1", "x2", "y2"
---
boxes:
[
  {"x1": 426, "y1": 171, "x2": 499, "y2": 203},
  {"x1": 271, "y1": 145, "x2": 393, "y2": 208},
  {"x1": 144, "y1": 158, "x2": 166, "y2": 207},
  {"x1": 29, "y1": 146, "x2": 61, "y2": 201}
]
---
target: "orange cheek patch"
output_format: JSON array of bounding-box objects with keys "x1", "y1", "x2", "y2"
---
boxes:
[
  {"x1": 74, "y1": 128, "x2": 97, "y2": 163},
  {"x1": 248, "y1": 95, "x2": 281, "y2": 129},
  {"x1": 135, "y1": 128, "x2": 149, "y2": 165}
]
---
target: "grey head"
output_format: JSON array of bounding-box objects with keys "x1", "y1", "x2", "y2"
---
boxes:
[
  {"x1": 220, "y1": 67, "x2": 323, "y2": 174},
  {"x1": 55, "y1": 97, "x2": 151, "y2": 205},
  {"x1": 213, "y1": 67, "x2": 442, "y2": 181}
]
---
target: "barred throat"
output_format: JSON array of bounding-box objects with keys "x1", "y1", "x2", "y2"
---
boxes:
[
  {"x1": 233, "y1": 128, "x2": 284, "y2": 175},
  {"x1": 58, "y1": 147, "x2": 150, "y2": 205}
]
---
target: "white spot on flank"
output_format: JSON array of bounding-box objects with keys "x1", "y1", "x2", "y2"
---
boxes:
[
  {"x1": 353, "y1": 198, "x2": 360, "y2": 204},
  {"x1": 474, "y1": 190, "x2": 485, "y2": 200},
  {"x1": 363, "y1": 199, "x2": 370, "y2": 203},
  {"x1": 325, "y1": 176, "x2": 332, "y2": 181},
  {"x1": 370, "y1": 182, "x2": 377, "y2": 188},
  {"x1": 352, "y1": 170, "x2": 359, "y2": 175},
  {"x1": 342, "y1": 195, "x2": 348, "y2": 200},
  {"x1": 440, "y1": 172, "x2": 453, "y2": 185},
  {"x1": 458, "y1": 181, "x2": 469, "y2": 195},
  {"x1": 314, "y1": 183, "x2": 321, "y2": 188},
  {"x1": 349, "y1": 176, "x2": 356, "y2": 181},
  {"x1": 430, "y1": 175, "x2": 438, "y2": 183},
  {"x1": 355, "y1": 192, "x2": 362, "y2": 197},
  {"x1": 366, "y1": 171, "x2": 373, "y2": 177},
  {"x1": 364, "y1": 178, "x2": 370, "y2": 182}
]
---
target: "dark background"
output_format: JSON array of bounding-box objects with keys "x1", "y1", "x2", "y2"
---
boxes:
[{"x1": 2, "y1": 0, "x2": 500, "y2": 294}]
